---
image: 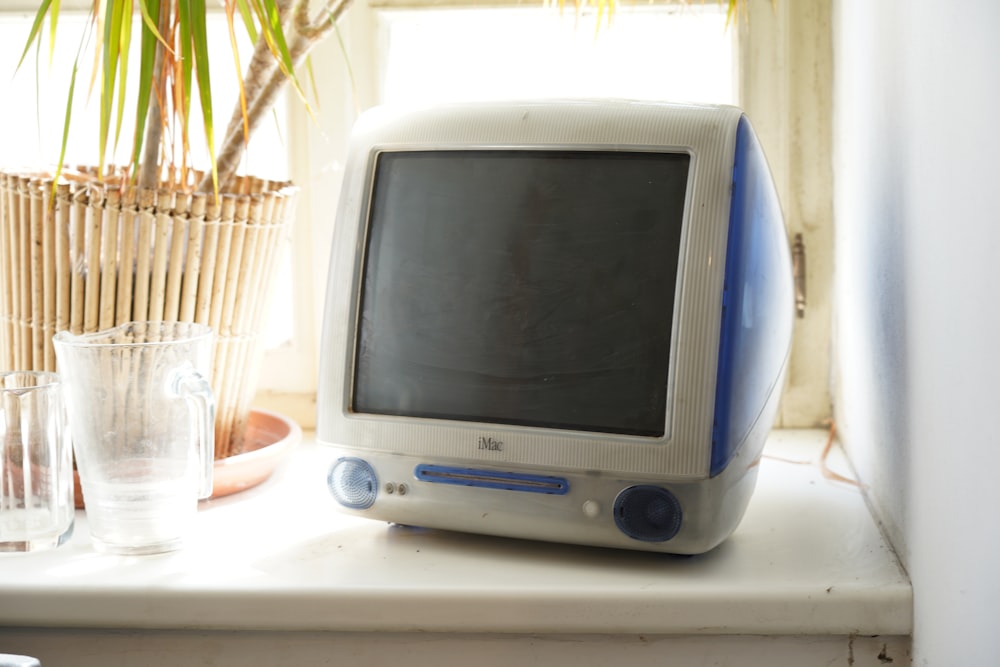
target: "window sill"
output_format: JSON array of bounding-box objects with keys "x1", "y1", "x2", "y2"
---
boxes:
[{"x1": 0, "y1": 430, "x2": 911, "y2": 661}]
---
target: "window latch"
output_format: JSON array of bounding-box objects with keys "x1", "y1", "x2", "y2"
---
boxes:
[{"x1": 792, "y1": 233, "x2": 806, "y2": 318}]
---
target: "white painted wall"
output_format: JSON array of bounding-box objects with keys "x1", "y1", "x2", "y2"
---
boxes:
[{"x1": 833, "y1": 1, "x2": 1000, "y2": 663}]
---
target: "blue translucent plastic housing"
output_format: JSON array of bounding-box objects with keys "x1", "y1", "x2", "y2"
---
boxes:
[{"x1": 711, "y1": 116, "x2": 793, "y2": 477}]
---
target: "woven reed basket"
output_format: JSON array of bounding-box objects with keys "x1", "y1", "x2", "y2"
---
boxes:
[{"x1": 0, "y1": 166, "x2": 296, "y2": 460}]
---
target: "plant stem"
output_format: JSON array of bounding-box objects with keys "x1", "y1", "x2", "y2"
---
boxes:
[
  {"x1": 214, "y1": 0, "x2": 295, "y2": 183},
  {"x1": 204, "y1": 0, "x2": 352, "y2": 194},
  {"x1": 139, "y1": 1, "x2": 171, "y2": 189}
]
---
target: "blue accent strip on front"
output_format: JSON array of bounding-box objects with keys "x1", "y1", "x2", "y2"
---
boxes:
[
  {"x1": 415, "y1": 465, "x2": 570, "y2": 495},
  {"x1": 711, "y1": 115, "x2": 790, "y2": 476}
]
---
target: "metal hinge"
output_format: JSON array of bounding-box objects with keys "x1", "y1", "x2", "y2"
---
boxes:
[{"x1": 792, "y1": 233, "x2": 806, "y2": 318}]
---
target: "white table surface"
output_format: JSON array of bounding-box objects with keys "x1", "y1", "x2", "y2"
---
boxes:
[{"x1": 0, "y1": 429, "x2": 912, "y2": 637}]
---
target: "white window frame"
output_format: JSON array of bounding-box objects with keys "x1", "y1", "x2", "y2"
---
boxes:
[{"x1": 737, "y1": 0, "x2": 833, "y2": 429}]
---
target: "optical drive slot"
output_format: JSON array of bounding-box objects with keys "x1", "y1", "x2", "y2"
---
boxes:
[{"x1": 415, "y1": 465, "x2": 570, "y2": 495}]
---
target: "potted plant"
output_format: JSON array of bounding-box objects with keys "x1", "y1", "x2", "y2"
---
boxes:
[{"x1": 0, "y1": 1, "x2": 351, "y2": 460}]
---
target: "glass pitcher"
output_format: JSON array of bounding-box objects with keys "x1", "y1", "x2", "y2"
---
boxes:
[{"x1": 53, "y1": 321, "x2": 214, "y2": 555}]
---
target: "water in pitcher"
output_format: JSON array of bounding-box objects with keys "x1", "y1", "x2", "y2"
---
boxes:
[{"x1": 80, "y1": 458, "x2": 200, "y2": 555}]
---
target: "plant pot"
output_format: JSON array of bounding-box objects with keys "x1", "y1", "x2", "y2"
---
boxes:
[{"x1": 0, "y1": 167, "x2": 296, "y2": 459}]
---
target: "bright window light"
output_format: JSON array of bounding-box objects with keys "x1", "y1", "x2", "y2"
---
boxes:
[
  {"x1": 379, "y1": 5, "x2": 735, "y2": 106},
  {"x1": 0, "y1": 14, "x2": 288, "y2": 180}
]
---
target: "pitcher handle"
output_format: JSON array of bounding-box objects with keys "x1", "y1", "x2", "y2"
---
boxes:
[{"x1": 172, "y1": 366, "x2": 216, "y2": 499}]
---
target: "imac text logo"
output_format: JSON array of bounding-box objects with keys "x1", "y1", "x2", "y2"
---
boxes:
[{"x1": 478, "y1": 436, "x2": 504, "y2": 452}]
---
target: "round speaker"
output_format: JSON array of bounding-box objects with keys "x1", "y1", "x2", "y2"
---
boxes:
[
  {"x1": 613, "y1": 485, "x2": 682, "y2": 542},
  {"x1": 328, "y1": 457, "x2": 378, "y2": 509}
]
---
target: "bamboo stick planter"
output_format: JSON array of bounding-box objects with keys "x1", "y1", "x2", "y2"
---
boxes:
[{"x1": 0, "y1": 166, "x2": 295, "y2": 460}]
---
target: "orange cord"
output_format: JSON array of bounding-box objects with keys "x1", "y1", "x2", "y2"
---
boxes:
[{"x1": 763, "y1": 419, "x2": 861, "y2": 487}]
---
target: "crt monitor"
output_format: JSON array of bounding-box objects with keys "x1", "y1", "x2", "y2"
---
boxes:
[{"x1": 317, "y1": 100, "x2": 793, "y2": 554}]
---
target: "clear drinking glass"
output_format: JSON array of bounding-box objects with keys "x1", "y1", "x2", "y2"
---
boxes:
[
  {"x1": 0, "y1": 371, "x2": 75, "y2": 552},
  {"x1": 53, "y1": 321, "x2": 215, "y2": 555}
]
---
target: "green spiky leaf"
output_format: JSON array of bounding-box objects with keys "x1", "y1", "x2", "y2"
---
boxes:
[
  {"x1": 16, "y1": 0, "x2": 55, "y2": 74},
  {"x1": 98, "y1": 0, "x2": 125, "y2": 175},
  {"x1": 188, "y1": 0, "x2": 218, "y2": 197},
  {"x1": 113, "y1": 1, "x2": 134, "y2": 158},
  {"x1": 235, "y1": 0, "x2": 259, "y2": 44},
  {"x1": 130, "y1": 0, "x2": 161, "y2": 181}
]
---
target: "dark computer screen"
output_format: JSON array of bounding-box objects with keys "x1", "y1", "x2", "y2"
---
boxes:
[{"x1": 353, "y1": 150, "x2": 689, "y2": 437}]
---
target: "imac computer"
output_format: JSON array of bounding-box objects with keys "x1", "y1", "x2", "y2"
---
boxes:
[{"x1": 317, "y1": 100, "x2": 793, "y2": 554}]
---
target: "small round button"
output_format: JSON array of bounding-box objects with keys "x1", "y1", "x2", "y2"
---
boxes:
[{"x1": 582, "y1": 500, "x2": 601, "y2": 518}]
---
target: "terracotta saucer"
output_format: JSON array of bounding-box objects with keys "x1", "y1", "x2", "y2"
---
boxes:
[{"x1": 209, "y1": 408, "x2": 303, "y2": 499}]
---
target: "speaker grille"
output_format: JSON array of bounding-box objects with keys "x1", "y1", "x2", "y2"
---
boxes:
[
  {"x1": 328, "y1": 457, "x2": 378, "y2": 509},
  {"x1": 613, "y1": 485, "x2": 682, "y2": 542}
]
